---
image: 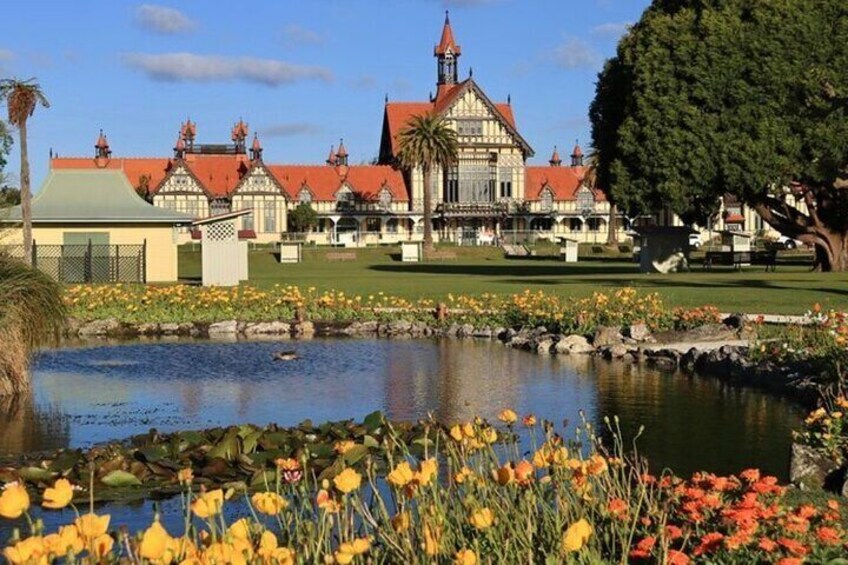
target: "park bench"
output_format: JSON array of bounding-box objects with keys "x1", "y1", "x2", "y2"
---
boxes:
[
  {"x1": 326, "y1": 252, "x2": 357, "y2": 262},
  {"x1": 703, "y1": 250, "x2": 777, "y2": 272}
]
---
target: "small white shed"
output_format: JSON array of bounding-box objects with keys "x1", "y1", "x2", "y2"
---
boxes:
[
  {"x1": 558, "y1": 238, "x2": 579, "y2": 263},
  {"x1": 192, "y1": 210, "x2": 251, "y2": 286},
  {"x1": 401, "y1": 241, "x2": 422, "y2": 262}
]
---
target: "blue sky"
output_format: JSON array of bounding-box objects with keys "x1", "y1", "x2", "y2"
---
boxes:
[{"x1": 0, "y1": 0, "x2": 651, "y2": 189}]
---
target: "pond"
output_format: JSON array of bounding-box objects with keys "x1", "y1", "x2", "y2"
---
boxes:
[{"x1": 3, "y1": 338, "x2": 802, "y2": 477}]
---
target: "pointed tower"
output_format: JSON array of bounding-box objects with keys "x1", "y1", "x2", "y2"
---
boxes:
[
  {"x1": 549, "y1": 146, "x2": 562, "y2": 167},
  {"x1": 336, "y1": 139, "x2": 349, "y2": 167},
  {"x1": 326, "y1": 145, "x2": 337, "y2": 166},
  {"x1": 250, "y1": 133, "x2": 263, "y2": 162},
  {"x1": 181, "y1": 118, "x2": 197, "y2": 150},
  {"x1": 571, "y1": 141, "x2": 584, "y2": 167},
  {"x1": 174, "y1": 132, "x2": 186, "y2": 159},
  {"x1": 232, "y1": 119, "x2": 249, "y2": 153},
  {"x1": 435, "y1": 11, "x2": 461, "y2": 88},
  {"x1": 94, "y1": 130, "x2": 111, "y2": 167}
]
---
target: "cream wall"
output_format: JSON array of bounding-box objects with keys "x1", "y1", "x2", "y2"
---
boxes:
[{"x1": 6, "y1": 223, "x2": 180, "y2": 282}]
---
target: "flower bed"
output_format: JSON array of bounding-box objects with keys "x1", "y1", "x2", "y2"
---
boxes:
[
  {"x1": 64, "y1": 285, "x2": 722, "y2": 336},
  {"x1": 2, "y1": 412, "x2": 847, "y2": 564}
]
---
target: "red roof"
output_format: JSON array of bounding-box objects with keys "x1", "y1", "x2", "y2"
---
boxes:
[
  {"x1": 52, "y1": 157, "x2": 172, "y2": 192},
  {"x1": 525, "y1": 166, "x2": 605, "y2": 202},
  {"x1": 268, "y1": 165, "x2": 409, "y2": 202},
  {"x1": 725, "y1": 213, "x2": 745, "y2": 223},
  {"x1": 181, "y1": 154, "x2": 250, "y2": 198},
  {"x1": 571, "y1": 143, "x2": 583, "y2": 158},
  {"x1": 383, "y1": 80, "x2": 521, "y2": 158},
  {"x1": 434, "y1": 13, "x2": 461, "y2": 56},
  {"x1": 549, "y1": 146, "x2": 561, "y2": 165}
]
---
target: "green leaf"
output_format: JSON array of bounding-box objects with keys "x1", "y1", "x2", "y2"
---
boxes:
[
  {"x1": 363, "y1": 410, "x2": 384, "y2": 433},
  {"x1": 18, "y1": 467, "x2": 57, "y2": 483},
  {"x1": 343, "y1": 445, "x2": 369, "y2": 466},
  {"x1": 101, "y1": 470, "x2": 142, "y2": 487},
  {"x1": 362, "y1": 435, "x2": 380, "y2": 449}
]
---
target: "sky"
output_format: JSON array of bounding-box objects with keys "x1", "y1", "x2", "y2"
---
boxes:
[{"x1": 0, "y1": 0, "x2": 652, "y2": 189}]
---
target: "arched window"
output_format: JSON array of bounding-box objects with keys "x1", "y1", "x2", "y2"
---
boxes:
[
  {"x1": 379, "y1": 187, "x2": 392, "y2": 211},
  {"x1": 298, "y1": 188, "x2": 312, "y2": 205},
  {"x1": 540, "y1": 188, "x2": 554, "y2": 213}
]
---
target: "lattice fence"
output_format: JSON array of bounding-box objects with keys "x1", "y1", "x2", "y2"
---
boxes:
[{"x1": 0, "y1": 243, "x2": 146, "y2": 283}]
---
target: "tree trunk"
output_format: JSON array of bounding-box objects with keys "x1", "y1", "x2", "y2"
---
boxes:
[
  {"x1": 606, "y1": 201, "x2": 619, "y2": 245},
  {"x1": 19, "y1": 120, "x2": 32, "y2": 266},
  {"x1": 422, "y1": 165, "x2": 434, "y2": 252},
  {"x1": 813, "y1": 229, "x2": 848, "y2": 272}
]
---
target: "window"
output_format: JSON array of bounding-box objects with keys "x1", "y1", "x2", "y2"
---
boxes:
[
  {"x1": 242, "y1": 200, "x2": 254, "y2": 230},
  {"x1": 457, "y1": 119, "x2": 483, "y2": 137},
  {"x1": 569, "y1": 218, "x2": 583, "y2": 232},
  {"x1": 298, "y1": 188, "x2": 312, "y2": 204},
  {"x1": 336, "y1": 187, "x2": 355, "y2": 210},
  {"x1": 264, "y1": 204, "x2": 276, "y2": 233},
  {"x1": 588, "y1": 218, "x2": 602, "y2": 232},
  {"x1": 186, "y1": 199, "x2": 200, "y2": 218},
  {"x1": 444, "y1": 166, "x2": 459, "y2": 203},
  {"x1": 365, "y1": 217, "x2": 381, "y2": 233},
  {"x1": 386, "y1": 219, "x2": 399, "y2": 233},
  {"x1": 540, "y1": 189, "x2": 554, "y2": 212},
  {"x1": 458, "y1": 163, "x2": 492, "y2": 202},
  {"x1": 499, "y1": 167, "x2": 513, "y2": 199},
  {"x1": 174, "y1": 174, "x2": 188, "y2": 186},
  {"x1": 531, "y1": 217, "x2": 553, "y2": 231},
  {"x1": 211, "y1": 200, "x2": 230, "y2": 216}
]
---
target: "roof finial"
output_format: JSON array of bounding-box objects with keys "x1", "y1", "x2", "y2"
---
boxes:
[
  {"x1": 384, "y1": 92, "x2": 388, "y2": 104},
  {"x1": 469, "y1": 67, "x2": 473, "y2": 78},
  {"x1": 507, "y1": 94, "x2": 511, "y2": 105},
  {"x1": 445, "y1": 10, "x2": 450, "y2": 24}
]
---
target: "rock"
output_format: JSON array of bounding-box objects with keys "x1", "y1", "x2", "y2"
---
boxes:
[
  {"x1": 473, "y1": 327, "x2": 493, "y2": 339},
  {"x1": 208, "y1": 320, "x2": 238, "y2": 335},
  {"x1": 494, "y1": 327, "x2": 508, "y2": 340},
  {"x1": 554, "y1": 335, "x2": 594, "y2": 355},
  {"x1": 608, "y1": 344, "x2": 629, "y2": 358},
  {"x1": 627, "y1": 323, "x2": 652, "y2": 342},
  {"x1": 136, "y1": 323, "x2": 160, "y2": 336},
  {"x1": 159, "y1": 323, "x2": 181, "y2": 335},
  {"x1": 387, "y1": 321, "x2": 413, "y2": 335},
  {"x1": 458, "y1": 324, "x2": 475, "y2": 338},
  {"x1": 244, "y1": 321, "x2": 291, "y2": 336},
  {"x1": 78, "y1": 318, "x2": 122, "y2": 337},
  {"x1": 292, "y1": 321, "x2": 315, "y2": 338},
  {"x1": 790, "y1": 443, "x2": 841, "y2": 490},
  {"x1": 535, "y1": 339, "x2": 554, "y2": 354},
  {"x1": 723, "y1": 313, "x2": 746, "y2": 329},
  {"x1": 64, "y1": 318, "x2": 82, "y2": 337},
  {"x1": 593, "y1": 326, "x2": 624, "y2": 347}
]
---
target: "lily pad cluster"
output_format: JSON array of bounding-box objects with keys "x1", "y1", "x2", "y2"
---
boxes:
[{"x1": 0, "y1": 411, "x2": 429, "y2": 503}]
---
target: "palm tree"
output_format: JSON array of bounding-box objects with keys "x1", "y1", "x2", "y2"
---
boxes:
[
  {"x1": 397, "y1": 114, "x2": 458, "y2": 252},
  {"x1": 0, "y1": 79, "x2": 50, "y2": 266}
]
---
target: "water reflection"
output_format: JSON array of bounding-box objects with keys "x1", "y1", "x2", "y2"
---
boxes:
[{"x1": 0, "y1": 339, "x2": 801, "y2": 480}]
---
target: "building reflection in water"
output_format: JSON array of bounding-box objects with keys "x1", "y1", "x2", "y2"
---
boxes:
[
  {"x1": 592, "y1": 360, "x2": 804, "y2": 480},
  {"x1": 6, "y1": 339, "x2": 802, "y2": 479}
]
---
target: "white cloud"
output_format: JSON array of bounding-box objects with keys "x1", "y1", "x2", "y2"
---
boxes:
[
  {"x1": 282, "y1": 24, "x2": 323, "y2": 46},
  {"x1": 552, "y1": 38, "x2": 601, "y2": 70},
  {"x1": 592, "y1": 22, "x2": 631, "y2": 39},
  {"x1": 135, "y1": 4, "x2": 196, "y2": 34},
  {"x1": 262, "y1": 123, "x2": 323, "y2": 137},
  {"x1": 122, "y1": 53, "x2": 333, "y2": 86}
]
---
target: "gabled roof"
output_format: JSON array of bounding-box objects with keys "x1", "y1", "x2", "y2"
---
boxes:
[
  {"x1": 52, "y1": 157, "x2": 173, "y2": 193},
  {"x1": 231, "y1": 161, "x2": 289, "y2": 199},
  {"x1": 4, "y1": 170, "x2": 193, "y2": 224},
  {"x1": 267, "y1": 164, "x2": 409, "y2": 202},
  {"x1": 180, "y1": 154, "x2": 250, "y2": 198},
  {"x1": 525, "y1": 166, "x2": 606, "y2": 202},
  {"x1": 381, "y1": 79, "x2": 531, "y2": 160}
]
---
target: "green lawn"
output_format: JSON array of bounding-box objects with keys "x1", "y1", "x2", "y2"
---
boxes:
[{"x1": 178, "y1": 244, "x2": 848, "y2": 314}]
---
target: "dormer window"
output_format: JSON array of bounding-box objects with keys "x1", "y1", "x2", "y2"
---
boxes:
[
  {"x1": 298, "y1": 187, "x2": 312, "y2": 204},
  {"x1": 336, "y1": 186, "x2": 355, "y2": 210},
  {"x1": 540, "y1": 187, "x2": 554, "y2": 212},
  {"x1": 576, "y1": 186, "x2": 596, "y2": 217}
]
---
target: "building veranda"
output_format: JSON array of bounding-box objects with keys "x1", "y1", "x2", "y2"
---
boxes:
[{"x1": 51, "y1": 14, "x2": 625, "y2": 247}]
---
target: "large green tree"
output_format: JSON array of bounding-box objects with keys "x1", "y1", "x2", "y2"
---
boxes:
[
  {"x1": 397, "y1": 114, "x2": 458, "y2": 252},
  {"x1": 0, "y1": 79, "x2": 49, "y2": 266},
  {"x1": 591, "y1": 0, "x2": 848, "y2": 270}
]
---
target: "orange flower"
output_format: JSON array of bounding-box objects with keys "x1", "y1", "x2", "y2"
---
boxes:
[
  {"x1": 815, "y1": 526, "x2": 841, "y2": 546},
  {"x1": 777, "y1": 537, "x2": 809, "y2": 556},
  {"x1": 608, "y1": 498, "x2": 628, "y2": 518},
  {"x1": 693, "y1": 532, "x2": 724, "y2": 556},
  {"x1": 514, "y1": 460, "x2": 534, "y2": 485},
  {"x1": 522, "y1": 414, "x2": 537, "y2": 427},
  {"x1": 665, "y1": 525, "x2": 683, "y2": 540},
  {"x1": 667, "y1": 550, "x2": 690, "y2": 565},
  {"x1": 628, "y1": 536, "x2": 655, "y2": 560}
]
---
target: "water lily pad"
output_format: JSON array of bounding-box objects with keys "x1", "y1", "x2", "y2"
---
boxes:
[
  {"x1": 101, "y1": 470, "x2": 142, "y2": 487},
  {"x1": 18, "y1": 467, "x2": 57, "y2": 483},
  {"x1": 364, "y1": 410, "x2": 384, "y2": 432}
]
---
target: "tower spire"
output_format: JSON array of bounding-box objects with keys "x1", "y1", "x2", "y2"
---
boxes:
[{"x1": 435, "y1": 12, "x2": 461, "y2": 87}]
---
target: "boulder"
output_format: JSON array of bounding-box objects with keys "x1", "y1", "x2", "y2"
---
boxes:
[
  {"x1": 593, "y1": 326, "x2": 624, "y2": 347},
  {"x1": 473, "y1": 327, "x2": 493, "y2": 339},
  {"x1": 457, "y1": 324, "x2": 475, "y2": 338},
  {"x1": 136, "y1": 323, "x2": 160, "y2": 336},
  {"x1": 78, "y1": 318, "x2": 122, "y2": 337},
  {"x1": 554, "y1": 335, "x2": 594, "y2": 355},
  {"x1": 535, "y1": 338, "x2": 554, "y2": 354},
  {"x1": 292, "y1": 321, "x2": 315, "y2": 338},
  {"x1": 627, "y1": 323, "x2": 652, "y2": 342},
  {"x1": 244, "y1": 322, "x2": 291, "y2": 336},
  {"x1": 208, "y1": 320, "x2": 238, "y2": 335},
  {"x1": 159, "y1": 323, "x2": 182, "y2": 335},
  {"x1": 789, "y1": 443, "x2": 841, "y2": 490}
]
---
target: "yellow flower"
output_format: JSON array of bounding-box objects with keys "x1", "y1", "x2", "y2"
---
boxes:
[
  {"x1": 423, "y1": 522, "x2": 442, "y2": 556},
  {"x1": 480, "y1": 427, "x2": 498, "y2": 444},
  {"x1": 463, "y1": 422, "x2": 475, "y2": 438},
  {"x1": 495, "y1": 463, "x2": 514, "y2": 486},
  {"x1": 333, "y1": 468, "x2": 362, "y2": 495},
  {"x1": 562, "y1": 518, "x2": 593, "y2": 553},
  {"x1": 469, "y1": 507, "x2": 495, "y2": 530},
  {"x1": 3, "y1": 536, "x2": 46, "y2": 565},
  {"x1": 191, "y1": 489, "x2": 224, "y2": 519},
  {"x1": 139, "y1": 520, "x2": 173, "y2": 561},
  {"x1": 414, "y1": 458, "x2": 438, "y2": 486},
  {"x1": 74, "y1": 513, "x2": 110, "y2": 541},
  {"x1": 454, "y1": 466, "x2": 474, "y2": 484},
  {"x1": 251, "y1": 492, "x2": 288, "y2": 515},
  {"x1": 497, "y1": 409, "x2": 518, "y2": 424},
  {"x1": 0, "y1": 482, "x2": 30, "y2": 519},
  {"x1": 316, "y1": 489, "x2": 340, "y2": 513},
  {"x1": 387, "y1": 462, "x2": 415, "y2": 488},
  {"x1": 334, "y1": 440, "x2": 356, "y2": 455},
  {"x1": 391, "y1": 511, "x2": 411, "y2": 533},
  {"x1": 90, "y1": 534, "x2": 114, "y2": 559},
  {"x1": 449, "y1": 425, "x2": 464, "y2": 442},
  {"x1": 455, "y1": 549, "x2": 478, "y2": 565},
  {"x1": 275, "y1": 458, "x2": 301, "y2": 471},
  {"x1": 227, "y1": 518, "x2": 251, "y2": 540},
  {"x1": 43, "y1": 525, "x2": 83, "y2": 557},
  {"x1": 42, "y1": 479, "x2": 74, "y2": 510}
]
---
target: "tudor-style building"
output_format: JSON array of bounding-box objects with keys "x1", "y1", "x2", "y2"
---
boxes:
[{"x1": 50, "y1": 13, "x2": 626, "y2": 245}]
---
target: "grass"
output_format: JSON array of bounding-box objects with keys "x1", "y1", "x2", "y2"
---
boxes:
[{"x1": 177, "y1": 244, "x2": 846, "y2": 315}]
